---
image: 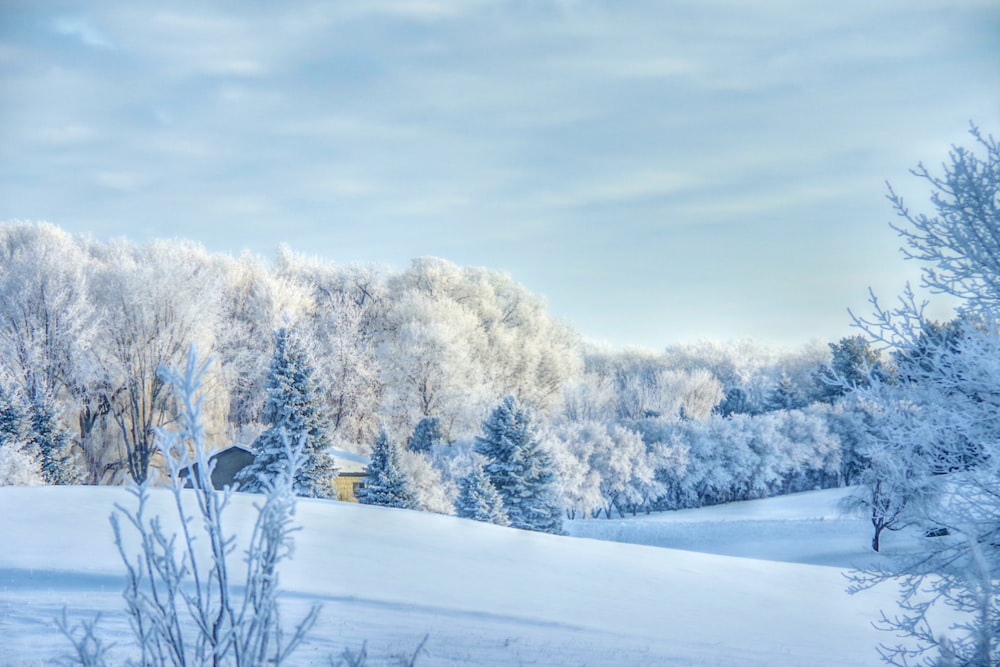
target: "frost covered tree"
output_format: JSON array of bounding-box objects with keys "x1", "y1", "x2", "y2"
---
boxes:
[
  {"x1": 847, "y1": 126, "x2": 1000, "y2": 666},
  {"x1": 274, "y1": 250, "x2": 385, "y2": 445},
  {"x1": 408, "y1": 416, "x2": 443, "y2": 453},
  {"x1": 236, "y1": 328, "x2": 337, "y2": 499},
  {"x1": 839, "y1": 395, "x2": 938, "y2": 552},
  {"x1": 0, "y1": 224, "x2": 95, "y2": 412},
  {"x1": 357, "y1": 430, "x2": 417, "y2": 509},
  {"x1": 211, "y1": 252, "x2": 303, "y2": 438},
  {"x1": 813, "y1": 335, "x2": 887, "y2": 402},
  {"x1": 475, "y1": 396, "x2": 563, "y2": 534},
  {"x1": 378, "y1": 290, "x2": 489, "y2": 435},
  {"x1": 454, "y1": 463, "x2": 509, "y2": 525},
  {"x1": 89, "y1": 239, "x2": 221, "y2": 483},
  {"x1": 549, "y1": 421, "x2": 670, "y2": 519},
  {"x1": 396, "y1": 447, "x2": 452, "y2": 513}
]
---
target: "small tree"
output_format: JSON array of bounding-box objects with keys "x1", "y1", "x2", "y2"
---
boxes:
[
  {"x1": 454, "y1": 463, "x2": 509, "y2": 526},
  {"x1": 840, "y1": 396, "x2": 938, "y2": 552},
  {"x1": 475, "y1": 396, "x2": 563, "y2": 534},
  {"x1": 357, "y1": 430, "x2": 417, "y2": 509},
  {"x1": 236, "y1": 328, "x2": 337, "y2": 498}
]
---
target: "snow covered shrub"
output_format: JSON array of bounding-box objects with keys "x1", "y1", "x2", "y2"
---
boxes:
[
  {"x1": 60, "y1": 347, "x2": 318, "y2": 666},
  {"x1": 0, "y1": 443, "x2": 43, "y2": 486},
  {"x1": 398, "y1": 448, "x2": 453, "y2": 513}
]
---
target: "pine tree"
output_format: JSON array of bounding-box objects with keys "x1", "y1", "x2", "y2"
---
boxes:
[
  {"x1": 0, "y1": 382, "x2": 28, "y2": 449},
  {"x1": 713, "y1": 387, "x2": 756, "y2": 417},
  {"x1": 813, "y1": 335, "x2": 887, "y2": 402},
  {"x1": 407, "y1": 416, "x2": 443, "y2": 453},
  {"x1": 475, "y1": 396, "x2": 563, "y2": 534},
  {"x1": 28, "y1": 395, "x2": 81, "y2": 485},
  {"x1": 764, "y1": 371, "x2": 806, "y2": 412},
  {"x1": 357, "y1": 430, "x2": 417, "y2": 509},
  {"x1": 454, "y1": 464, "x2": 509, "y2": 525},
  {"x1": 236, "y1": 327, "x2": 337, "y2": 498}
]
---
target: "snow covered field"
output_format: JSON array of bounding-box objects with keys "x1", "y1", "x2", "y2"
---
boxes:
[{"x1": 0, "y1": 486, "x2": 918, "y2": 666}]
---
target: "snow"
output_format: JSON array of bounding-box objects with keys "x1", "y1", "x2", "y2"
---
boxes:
[
  {"x1": 566, "y1": 487, "x2": 924, "y2": 568},
  {"x1": 0, "y1": 485, "x2": 924, "y2": 666},
  {"x1": 327, "y1": 447, "x2": 369, "y2": 474}
]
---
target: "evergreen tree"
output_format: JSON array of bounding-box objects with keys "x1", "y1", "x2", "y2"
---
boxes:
[
  {"x1": 713, "y1": 386, "x2": 755, "y2": 417},
  {"x1": 28, "y1": 394, "x2": 81, "y2": 485},
  {"x1": 407, "y1": 416, "x2": 443, "y2": 453},
  {"x1": 813, "y1": 335, "x2": 887, "y2": 402},
  {"x1": 357, "y1": 430, "x2": 417, "y2": 509},
  {"x1": 236, "y1": 327, "x2": 337, "y2": 498},
  {"x1": 0, "y1": 382, "x2": 28, "y2": 448},
  {"x1": 475, "y1": 396, "x2": 563, "y2": 534},
  {"x1": 764, "y1": 371, "x2": 807, "y2": 412},
  {"x1": 454, "y1": 463, "x2": 509, "y2": 526}
]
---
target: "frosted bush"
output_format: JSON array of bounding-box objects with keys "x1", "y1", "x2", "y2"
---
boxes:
[{"x1": 0, "y1": 444, "x2": 43, "y2": 486}]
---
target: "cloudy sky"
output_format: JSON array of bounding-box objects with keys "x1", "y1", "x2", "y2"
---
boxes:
[{"x1": 2, "y1": 1, "x2": 998, "y2": 349}]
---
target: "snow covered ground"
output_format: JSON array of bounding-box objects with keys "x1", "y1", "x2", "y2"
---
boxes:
[
  {"x1": 0, "y1": 485, "x2": 924, "y2": 666},
  {"x1": 566, "y1": 487, "x2": 923, "y2": 569}
]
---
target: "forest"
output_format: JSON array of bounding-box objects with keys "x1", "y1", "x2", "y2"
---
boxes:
[{"x1": 0, "y1": 218, "x2": 882, "y2": 522}]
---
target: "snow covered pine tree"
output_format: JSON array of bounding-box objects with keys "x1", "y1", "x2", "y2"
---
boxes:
[
  {"x1": 475, "y1": 396, "x2": 562, "y2": 534},
  {"x1": 236, "y1": 327, "x2": 337, "y2": 498},
  {"x1": 357, "y1": 430, "x2": 417, "y2": 509},
  {"x1": 454, "y1": 463, "x2": 509, "y2": 525}
]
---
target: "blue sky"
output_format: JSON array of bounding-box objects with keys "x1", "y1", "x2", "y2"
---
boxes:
[{"x1": 2, "y1": 1, "x2": 998, "y2": 349}]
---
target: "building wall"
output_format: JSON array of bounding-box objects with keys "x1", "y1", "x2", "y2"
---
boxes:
[{"x1": 334, "y1": 474, "x2": 366, "y2": 503}]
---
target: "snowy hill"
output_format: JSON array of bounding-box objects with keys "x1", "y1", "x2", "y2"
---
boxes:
[
  {"x1": 566, "y1": 486, "x2": 921, "y2": 568},
  {"x1": 0, "y1": 486, "x2": 917, "y2": 666}
]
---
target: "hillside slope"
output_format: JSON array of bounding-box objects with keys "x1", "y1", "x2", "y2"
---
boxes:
[{"x1": 0, "y1": 486, "x2": 916, "y2": 666}]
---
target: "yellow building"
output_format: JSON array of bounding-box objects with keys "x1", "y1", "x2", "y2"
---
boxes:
[{"x1": 328, "y1": 448, "x2": 370, "y2": 503}]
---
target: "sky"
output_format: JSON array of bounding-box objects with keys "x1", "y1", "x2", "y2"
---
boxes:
[{"x1": 1, "y1": 1, "x2": 998, "y2": 350}]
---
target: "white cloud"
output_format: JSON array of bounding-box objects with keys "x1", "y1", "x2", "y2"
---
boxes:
[
  {"x1": 5, "y1": 1, "x2": 999, "y2": 347},
  {"x1": 52, "y1": 16, "x2": 113, "y2": 49},
  {"x1": 94, "y1": 171, "x2": 148, "y2": 192}
]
